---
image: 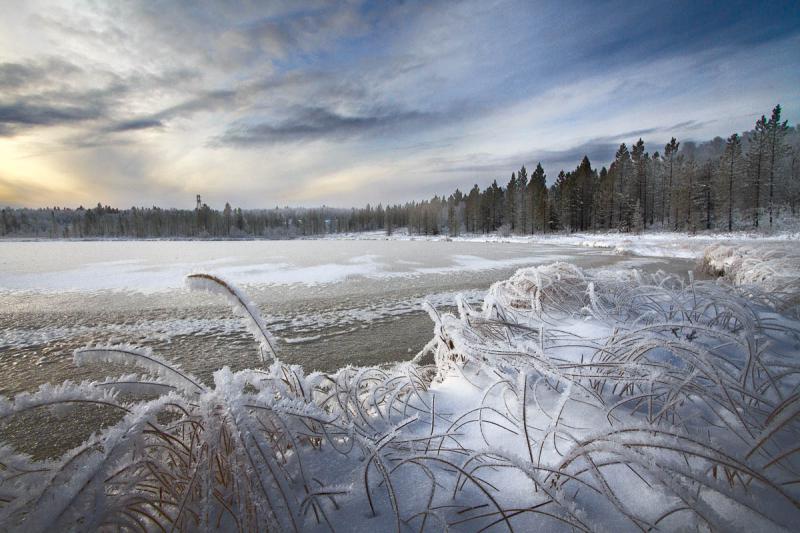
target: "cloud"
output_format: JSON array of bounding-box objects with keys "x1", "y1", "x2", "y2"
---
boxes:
[
  {"x1": 105, "y1": 119, "x2": 164, "y2": 133},
  {"x1": 214, "y1": 105, "x2": 431, "y2": 146},
  {"x1": 422, "y1": 140, "x2": 620, "y2": 180},
  {"x1": 0, "y1": 0, "x2": 798, "y2": 208},
  {"x1": 585, "y1": 121, "x2": 710, "y2": 146},
  {"x1": 0, "y1": 102, "x2": 102, "y2": 127},
  {"x1": 153, "y1": 89, "x2": 237, "y2": 121},
  {"x1": 0, "y1": 58, "x2": 82, "y2": 90},
  {"x1": 239, "y1": 4, "x2": 367, "y2": 59}
]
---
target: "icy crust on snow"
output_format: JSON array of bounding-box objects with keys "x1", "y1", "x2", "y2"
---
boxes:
[{"x1": 2, "y1": 253, "x2": 800, "y2": 531}]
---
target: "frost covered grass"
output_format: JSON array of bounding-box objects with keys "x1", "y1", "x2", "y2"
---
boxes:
[
  {"x1": 1, "y1": 254, "x2": 800, "y2": 531},
  {"x1": 701, "y1": 243, "x2": 800, "y2": 317}
]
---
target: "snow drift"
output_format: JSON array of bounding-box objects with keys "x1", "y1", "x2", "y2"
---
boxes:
[{"x1": 1, "y1": 249, "x2": 800, "y2": 531}]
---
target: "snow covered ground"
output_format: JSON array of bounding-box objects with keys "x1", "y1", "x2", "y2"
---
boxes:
[{"x1": 1, "y1": 240, "x2": 799, "y2": 531}]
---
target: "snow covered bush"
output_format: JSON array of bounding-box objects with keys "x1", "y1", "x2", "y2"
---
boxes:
[{"x1": 2, "y1": 261, "x2": 800, "y2": 531}]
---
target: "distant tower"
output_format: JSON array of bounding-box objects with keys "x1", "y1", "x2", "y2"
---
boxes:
[{"x1": 196, "y1": 194, "x2": 202, "y2": 210}]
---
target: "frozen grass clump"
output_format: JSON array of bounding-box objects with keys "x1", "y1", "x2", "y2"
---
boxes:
[
  {"x1": 2, "y1": 252, "x2": 800, "y2": 531},
  {"x1": 701, "y1": 242, "x2": 800, "y2": 316}
]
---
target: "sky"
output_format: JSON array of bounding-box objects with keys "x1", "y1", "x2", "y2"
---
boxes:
[{"x1": 0, "y1": 0, "x2": 798, "y2": 209}]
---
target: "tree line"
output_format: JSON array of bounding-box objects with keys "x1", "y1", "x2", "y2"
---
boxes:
[
  {"x1": 397, "y1": 104, "x2": 799, "y2": 236},
  {"x1": 0, "y1": 202, "x2": 394, "y2": 239},
  {"x1": 1, "y1": 105, "x2": 797, "y2": 239}
]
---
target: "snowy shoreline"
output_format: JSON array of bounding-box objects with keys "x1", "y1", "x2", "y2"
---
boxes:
[
  {"x1": 3, "y1": 229, "x2": 799, "y2": 260},
  {"x1": 319, "y1": 228, "x2": 800, "y2": 259}
]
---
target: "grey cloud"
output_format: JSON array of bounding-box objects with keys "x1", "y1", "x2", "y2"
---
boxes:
[
  {"x1": 427, "y1": 140, "x2": 621, "y2": 182},
  {"x1": 55, "y1": 1, "x2": 371, "y2": 74},
  {"x1": 214, "y1": 105, "x2": 431, "y2": 146},
  {"x1": 242, "y1": 5, "x2": 366, "y2": 59},
  {"x1": 0, "y1": 63, "x2": 201, "y2": 140},
  {"x1": 0, "y1": 3, "x2": 446, "y2": 148},
  {"x1": 670, "y1": 120, "x2": 706, "y2": 131},
  {"x1": 588, "y1": 127, "x2": 661, "y2": 145},
  {"x1": 0, "y1": 102, "x2": 102, "y2": 126},
  {"x1": 154, "y1": 89, "x2": 237, "y2": 120},
  {"x1": 535, "y1": 142, "x2": 621, "y2": 173},
  {"x1": 586, "y1": 120, "x2": 710, "y2": 146},
  {"x1": 0, "y1": 58, "x2": 82, "y2": 91},
  {"x1": 105, "y1": 119, "x2": 164, "y2": 133},
  {"x1": 58, "y1": 118, "x2": 165, "y2": 151},
  {"x1": 0, "y1": 63, "x2": 39, "y2": 89}
]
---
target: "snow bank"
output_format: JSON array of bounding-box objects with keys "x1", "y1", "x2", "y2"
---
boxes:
[{"x1": 2, "y1": 257, "x2": 800, "y2": 531}]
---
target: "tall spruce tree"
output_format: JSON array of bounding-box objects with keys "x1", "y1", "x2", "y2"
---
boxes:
[
  {"x1": 650, "y1": 151, "x2": 660, "y2": 226},
  {"x1": 765, "y1": 104, "x2": 789, "y2": 229},
  {"x1": 664, "y1": 137, "x2": 680, "y2": 228},
  {"x1": 529, "y1": 163, "x2": 547, "y2": 232},
  {"x1": 631, "y1": 138, "x2": 647, "y2": 227},
  {"x1": 748, "y1": 115, "x2": 768, "y2": 228},
  {"x1": 504, "y1": 172, "x2": 517, "y2": 231},
  {"x1": 575, "y1": 156, "x2": 594, "y2": 231},
  {"x1": 516, "y1": 165, "x2": 528, "y2": 233},
  {"x1": 698, "y1": 161, "x2": 714, "y2": 230},
  {"x1": 719, "y1": 133, "x2": 743, "y2": 231},
  {"x1": 597, "y1": 166, "x2": 611, "y2": 228},
  {"x1": 612, "y1": 143, "x2": 632, "y2": 230}
]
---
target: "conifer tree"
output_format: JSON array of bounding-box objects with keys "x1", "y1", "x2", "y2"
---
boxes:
[
  {"x1": 631, "y1": 138, "x2": 647, "y2": 227},
  {"x1": 504, "y1": 172, "x2": 517, "y2": 231},
  {"x1": 748, "y1": 115, "x2": 768, "y2": 228},
  {"x1": 223, "y1": 202, "x2": 233, "y2": 235},
  {"x1": 719, "y1": 133, "x2": 743, "y2": 231},
  {"x1": 596, "y1": 166, "x2": 611, "y2": 229},
  {"x1": 529, "y1": 163, "x2": 547, "y2": 232},
  {"x1": 664, "y1": 137, "x2": 680, "y2": 228},
  {"x1": 612, "y1": 143, "x2": 632, "y2": 230},
  {"x1": 697, "y1": 161, "x2": 714, "y2": 230},
  {"x1": 632, "y1": 199, "x2": 643, "y2": 234},
  {"x1": 516, "y1": 165, "x2": 528, "y2": 233},
  {"x1": 575, "y1": 156, "x2": 594, "y2": 231},
  {"x1": 765, "y1": 104, "x2": 789, "y2": 229},
  {"x1": 650, "y1": 151, "x2": 661, "y2": 227}
]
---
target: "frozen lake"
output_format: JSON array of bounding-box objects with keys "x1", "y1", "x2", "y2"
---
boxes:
[{"x1": 0, "y1": 239, "x2": 695, "y2": 396}]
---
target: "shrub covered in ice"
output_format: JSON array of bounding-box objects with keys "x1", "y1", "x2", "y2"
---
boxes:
[{"x1": 1, "y1": 257, "x2": 800, "y2": 531}]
